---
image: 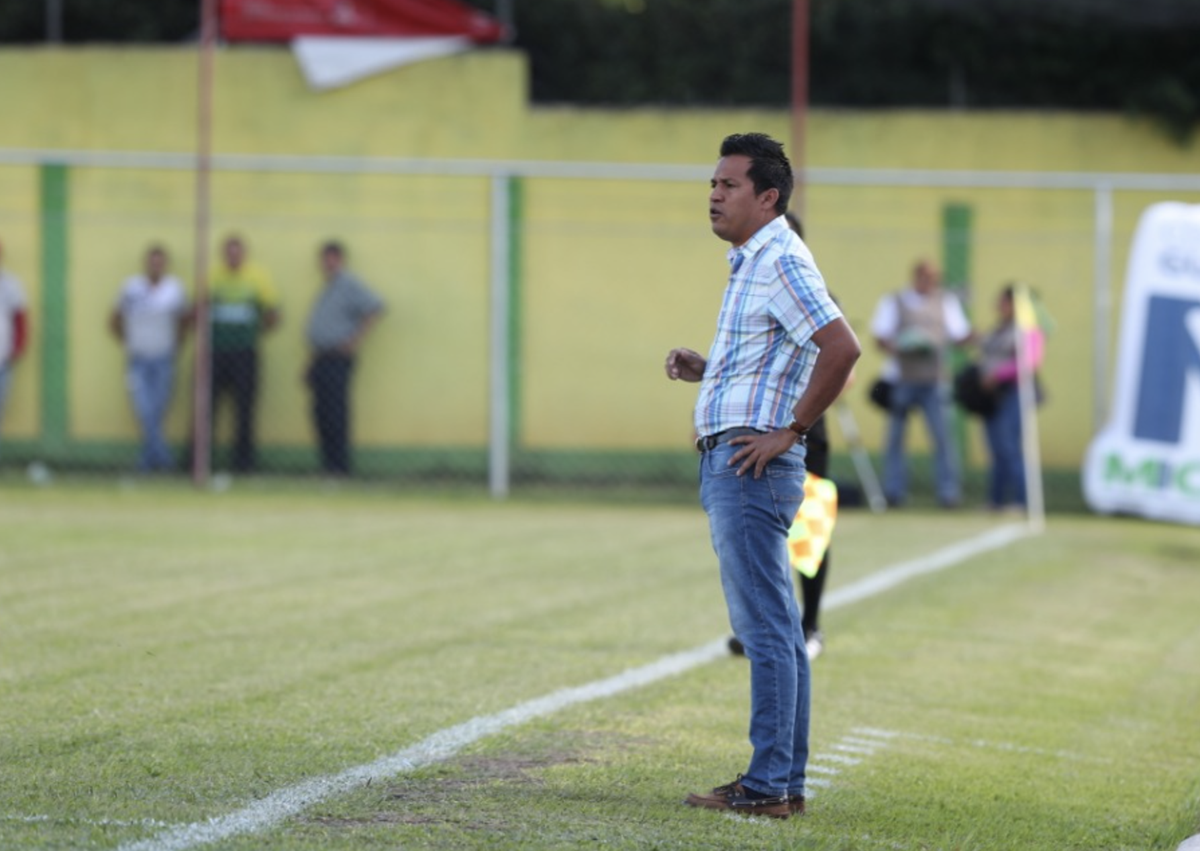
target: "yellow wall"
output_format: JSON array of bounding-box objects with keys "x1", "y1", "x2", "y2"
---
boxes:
[{"x1": 1, "y1": 47, "x2": 1199, "y2": 468}]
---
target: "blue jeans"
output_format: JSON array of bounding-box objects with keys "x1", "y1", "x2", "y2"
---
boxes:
[
  {"x1": 699, "y1": 441, "x2": 809, "y2": 799},
  {"x1": 884, "y1": 380, "x2": 961, "y2": 505},
  {"x1": 127, "y1": 355, "x2": 176, "y2": 471},
  {"x1": 983, "y1": 385, "x2": 1025, "y2": 507}
]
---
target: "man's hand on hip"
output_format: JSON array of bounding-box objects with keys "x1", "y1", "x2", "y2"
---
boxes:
[{"x1": 728, "y1": 430, "x2": 800, "y2": 479}]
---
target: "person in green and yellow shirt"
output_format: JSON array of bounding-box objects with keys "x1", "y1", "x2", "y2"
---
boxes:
[{"x1": 206, "y1": 234, "x2": 280, "y2": 473}]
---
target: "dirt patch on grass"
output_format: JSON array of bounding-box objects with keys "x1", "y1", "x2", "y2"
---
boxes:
[{"x1": 302, "y1": 730, "x2": 644, "y2": 833}]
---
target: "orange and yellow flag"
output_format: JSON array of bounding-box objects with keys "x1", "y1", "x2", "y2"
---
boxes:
[{"x1": 787, "y1": 473, "x2": 839, "y2": 578}]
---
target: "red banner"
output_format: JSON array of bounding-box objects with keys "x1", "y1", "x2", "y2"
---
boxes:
[{"x1": 220, "y1": 0, "x2": 505, "y2": 43}]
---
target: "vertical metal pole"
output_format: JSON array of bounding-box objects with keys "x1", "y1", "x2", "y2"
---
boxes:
[
  {"x1": 191, "y1": 0, "x2": 217, "y2": 487},
  {"x1": 46, "y1": 0, "x2": 63, "y2": 42},
  {"x1": 1093, "y1": 183, "x2": 1113, "y2": 432},
  {"x1": 496, "y1": 0, "x2": 516, "y2": 43},
  {"x1": 790, "y1": 0, "x2": 809, "y2": 216},
  {"x1": 832, "y1": 400, "x2": 887, "y2": 513},
  {"x1": 488, "y1": 174, "x2": 511, "y2": 499}
]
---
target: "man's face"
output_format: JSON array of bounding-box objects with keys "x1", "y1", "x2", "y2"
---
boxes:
[
  {"x1": 913, "y1": 262, "x2": 939, "y2": 294},
  {"x1": 320, "y1": 249, "x2": 342, "y2": 280},
  {"x1": 223, "y1": 239, "x2": 245, "y2": 270},
  {"x1": 709, "y1": 155, "x2": 775, "y2": 247},
  {"x1": 146, "y1": 249, "x2": 167, "y2": 281}
]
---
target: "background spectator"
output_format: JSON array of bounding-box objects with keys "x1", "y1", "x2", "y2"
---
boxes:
[
  {"x1": 205, "y1": 234, "x2": 280, "y2": 473},
  {"x1": 978, "y1": 284, "x2": 1047, "y2": 511},
  {"x1": 303, "y1": 241, "x2": 384, "y2": 476},
  {"x1": 110, "y1": 245, "x2": 189, "y2": 473},
  {"x1": 870, "y1": 260, "x2": 973, "y2": 507}
]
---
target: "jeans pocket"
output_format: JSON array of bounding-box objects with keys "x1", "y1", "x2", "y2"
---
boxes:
[{"x1": 765, "y1": 449, "x2": 806, "y2": 523}]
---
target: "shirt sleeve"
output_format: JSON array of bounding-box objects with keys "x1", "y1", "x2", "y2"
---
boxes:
[
  {"x1": 772, "y1": 254, "x2": 842, "y2": 348},
  {"x1": 169, "y1": 279, "x2": 190, "y2": 315},
  {"x1": 350, "y1": 279, "x2": 385, "y2": 318},
  {"x1": 870, "y1": 293, "x2": 898, "y2": 340},
  {"x1": 253, "y1": 267, "x2": 282, "y2": 310},
  {"x1": 943, "y1": 292, "x2": 972, "y2": 341}
]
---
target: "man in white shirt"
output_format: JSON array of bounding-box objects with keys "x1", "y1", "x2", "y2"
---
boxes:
[
  {"x1": 870, "y1": 259, "x2": 973, "y2": 507},
  {"x1": 0, "y1": 238, "x2": 30, "y2": 455},
  {"x1": 110, "y1": 245, "x2": 190, "y2": 472}
]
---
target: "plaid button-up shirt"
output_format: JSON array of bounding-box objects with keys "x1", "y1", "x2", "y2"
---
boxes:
[{"x1": 694, "y1": 216, "x2": 842, "y2": 439}]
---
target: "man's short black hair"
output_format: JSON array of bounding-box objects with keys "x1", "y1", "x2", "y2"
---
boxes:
[
  {"x1": 321, "y1": 240, "x2": 346, "y2": 258},
  {"x1": 719, "y1": 132, "x2": 794, "y2": 216}
]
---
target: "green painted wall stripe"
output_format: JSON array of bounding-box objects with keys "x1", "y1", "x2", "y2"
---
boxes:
[
  {"x1": 942, "y1": 202, "x2": 973, "y2": 471},
  {"x1": 941, "y1": 203, "x2": 972, "y2": 300},
  {"x1": 39, "y1": 163, "x2": 69, "y2": 455},
  {"x1": 507, "y1": 176, "x2": 523, "y2": 447}
]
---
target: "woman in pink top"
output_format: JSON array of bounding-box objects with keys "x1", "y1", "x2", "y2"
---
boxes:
[{"x1": 978, "y1": 284, "x2": 1045, "y2": 510}]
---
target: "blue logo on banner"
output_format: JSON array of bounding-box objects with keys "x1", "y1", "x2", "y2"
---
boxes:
[{"x1": 1134, "y1": 296, "x2": 1200, "y2": 444}]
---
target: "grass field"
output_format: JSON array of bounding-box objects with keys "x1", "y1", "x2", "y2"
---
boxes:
[{"x1": 2, "y1": 479, "x2": 1199, "y2": 851}]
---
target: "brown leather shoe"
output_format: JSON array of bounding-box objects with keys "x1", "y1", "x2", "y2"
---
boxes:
[
  {"x1": 790, "y1": 795, "x2": 806, "y2": 815},
  {"x1": 684, "y1": 776, "x2": 791, "y2": 819}
]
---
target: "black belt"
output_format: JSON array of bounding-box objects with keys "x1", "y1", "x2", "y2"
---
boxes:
[{"x1": 695, "y1": 427, "x2": 764, "y2": 452}]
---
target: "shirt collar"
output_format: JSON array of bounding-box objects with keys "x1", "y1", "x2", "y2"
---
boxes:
[{"x1": 726, "y1": 215, "x2": 788, "y2": 268}]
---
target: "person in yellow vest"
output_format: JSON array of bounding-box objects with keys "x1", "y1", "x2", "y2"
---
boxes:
[{"x1": 206, "y1": 235, "x2": 281, "y2": 473}]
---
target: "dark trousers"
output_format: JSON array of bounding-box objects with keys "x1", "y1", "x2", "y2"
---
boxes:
[
  {"x1": 212, "y1": 347, "x2": 258, "y2": 473},
  {"x1": 308, "y1": 352, "x2": 354, "y2": 475}
]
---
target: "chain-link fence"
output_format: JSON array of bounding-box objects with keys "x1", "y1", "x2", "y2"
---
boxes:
[{"x1": 1, "y1": 152, "x2": 1198, "y2": 509}]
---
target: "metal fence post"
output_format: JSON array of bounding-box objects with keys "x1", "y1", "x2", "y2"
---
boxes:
[{"x1": 488, "y1": 174, "x2": 513, "y2": 498}]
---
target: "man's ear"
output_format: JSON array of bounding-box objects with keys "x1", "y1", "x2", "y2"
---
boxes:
[{"x1": 760, "y1": 187, "x2": 780, "y2": 213}]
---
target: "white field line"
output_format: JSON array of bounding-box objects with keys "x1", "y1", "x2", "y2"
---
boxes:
[
  {"x1": 809, "y1": 752, "x2": 862, "y2": 766},
  {"x1": 115, "y1": 521, "x2": 1031, "y2": 851},
  {"x1": 821, "y1": 522, "x2": 1031, "y2": 611},
  {"x1": 806, "y1": 764, "x2": 842, "y2": 776},
  {"x1": 851, "y1": 726, "x2": 1113, "y2": 764},
  {"x1": 2, "y1": 816, "x2": 175, "y2": 829},
  {"x1": 831, "y1": 743, "x2": 879, "y2": 755},
  {"x1": 804, "y1": 728, "x2": 899, "y2": 799}
]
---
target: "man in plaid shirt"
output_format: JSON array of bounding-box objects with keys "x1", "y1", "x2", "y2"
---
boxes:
[{"x1": 667, "y1": 132, "x2": 860, "y2": 819}]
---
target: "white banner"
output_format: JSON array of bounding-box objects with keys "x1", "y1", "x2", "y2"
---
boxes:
[
  {"x1": 293, "y1": 36, "x2": 472, "y2": 91},
  {"x1": 1083, "y1": 202, "x2": 1200, "y2": 525}
]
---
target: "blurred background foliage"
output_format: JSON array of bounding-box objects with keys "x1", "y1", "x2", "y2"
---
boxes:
[{"x1": 1, "y1": 0, "x2": 1197, "y2": 142}]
